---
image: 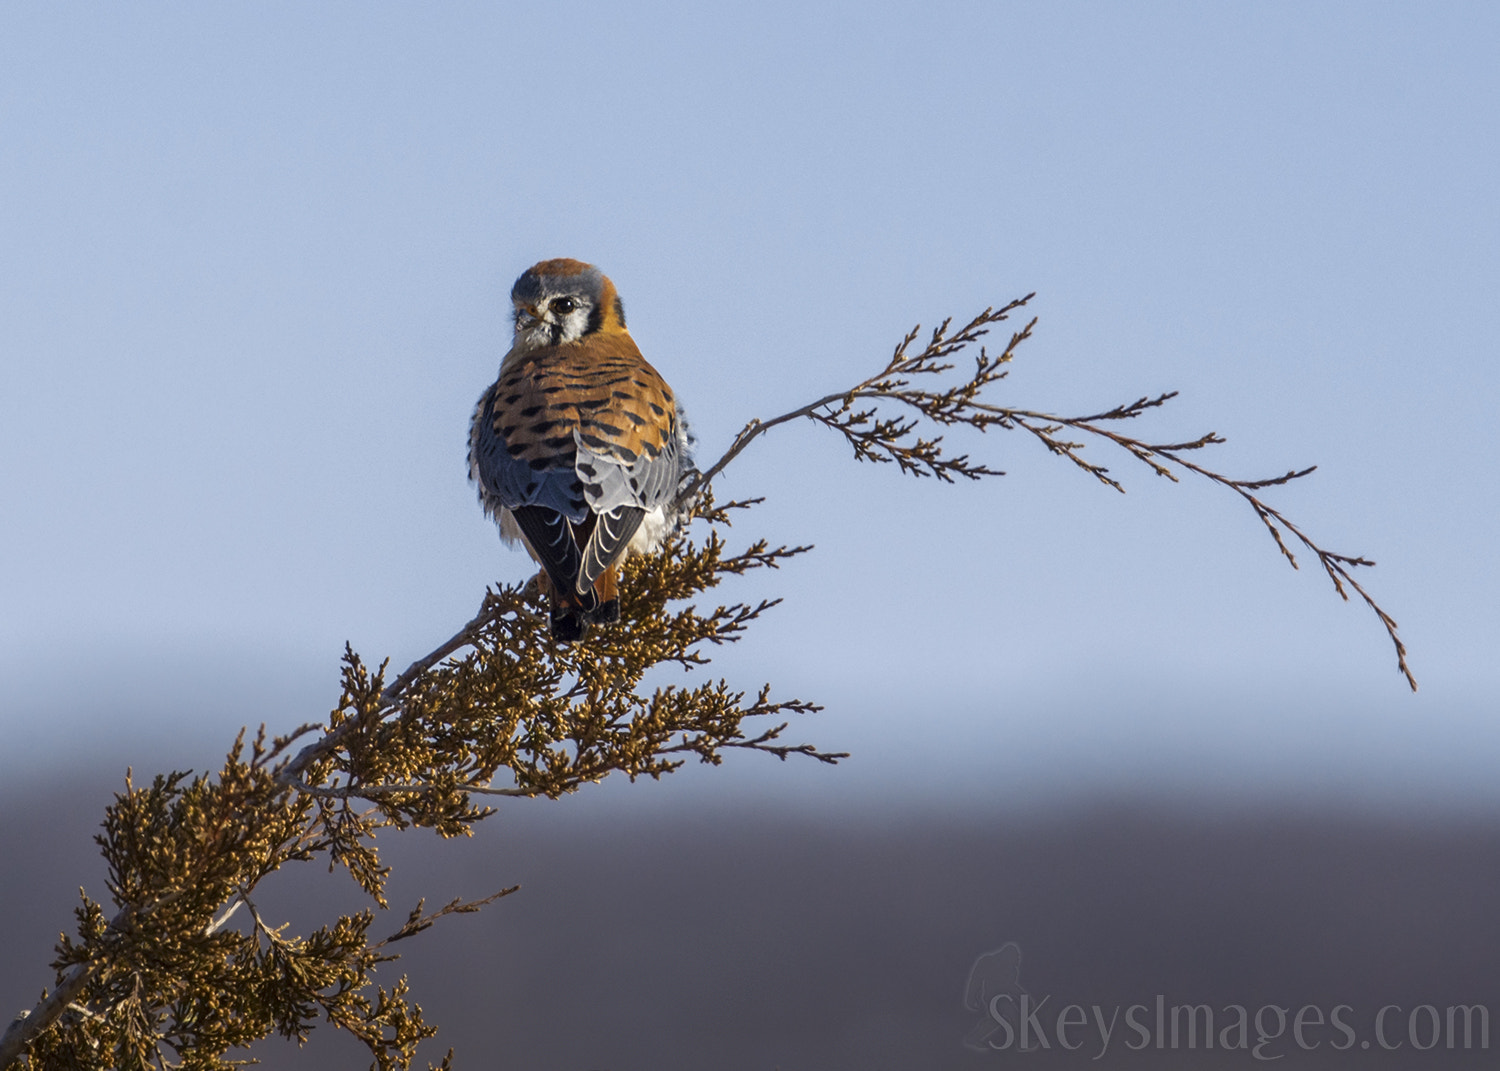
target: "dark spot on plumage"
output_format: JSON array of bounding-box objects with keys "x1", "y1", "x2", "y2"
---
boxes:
[
  {"x1": 541, "y1": 385, "x2": 569, "y2": 394},
  {"x1": 586, "y1": 421, "x2": 625, "y2": 438},
  {"x1": 507, "y1": 444, "x2": 527, "y2": 457},
  {"x1": 500, "y1": 425, "x2": 518, "y2": 438},
  {"x1": 570, "y1": 479, "x2": 584, "y2": 493},
  {"x1": 542, "y1": 434, "x2": 573, "y2": 449},
  {"x1": 528, "y1": 458, "x2": 552, "y2": 471},
  {"x1": 628, "y1": 477, "x2": 640, "y2": 492},
  {"x1": 632, "y1": 379, "x2": 651, "y2": 389},
  {"x1": 520, "y1": 405, "x2": 544, "y2": 417},
  {"x1": 641, "y1": 441, "x2": 660, "y2": 459},
  {"x1": 528, "y1": 420, "x2": 560, "y2": 433},
  {"x1": 623, "y1": 411, "x2": 647, "y2": 426},
  {"x1": 525, "y1": 480, "x2": 538, "y2": 494},
  {"x1": 612, "y1": 390, "x2": 632, "y2": 401},
  {"x1": 504, "y1": 393, "x2": 524, "y2": 404},
  {"x1": 661, "y1": 389, "x2": 673, "y2": 402},
  {"x1": 577, "y1": 462, "x2": 597, "y2": 477},
  {"x1": 574, "y1": 397, "x2": 610, "y2": 410},
  {"x1": 585, "y1": 301, "x2": 603, "y2": 336},
  {"x1": 579, "y1": 433, "x2": 609, "y2": 451},
  {"x1": 585, "y1": 484, "x2": 603, "y2": 499},
  {"x1": 648, "y1": 402, "x2": 666, "y2": 417},
  {"x1": 613, "y1": 295, "x2": 626, "y2": 327}
]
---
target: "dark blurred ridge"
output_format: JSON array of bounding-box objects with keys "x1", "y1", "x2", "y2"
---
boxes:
[{"x1": 4, "y1": 774, "x2": 1498, "y2": 1070}]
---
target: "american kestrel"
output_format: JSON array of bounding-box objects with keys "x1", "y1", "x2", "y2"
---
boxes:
[{"x1": 469, "y1": 259, "x2": 693, "y2": 641}]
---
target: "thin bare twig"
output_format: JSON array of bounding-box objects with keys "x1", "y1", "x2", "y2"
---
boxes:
[
  {"x1": 378, "y1": 889, "x2": 520, "y2": 947},
  {"x1": 998, "y1": 405, "x2": 1414, "y2": 690},
  {"x1": 679, "y1": 295, "x2": 1414, "y2": 690}
]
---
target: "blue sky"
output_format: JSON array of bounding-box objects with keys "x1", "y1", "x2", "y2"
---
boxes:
[{"x1": 2, "y1": 3, "x2": 1496, "y2": 810}]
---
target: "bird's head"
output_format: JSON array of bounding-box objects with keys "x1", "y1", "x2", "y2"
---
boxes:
[{"x1": 509, "y1": 258, "x2": 627, "y2": 351}]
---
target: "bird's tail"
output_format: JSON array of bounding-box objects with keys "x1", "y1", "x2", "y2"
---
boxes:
[
  {"x1": 514, "y1": 505, "x2": 637, "y2": 641},
  {"x1": 538, "y1": 563, "x2": 622, "y2": 641}
]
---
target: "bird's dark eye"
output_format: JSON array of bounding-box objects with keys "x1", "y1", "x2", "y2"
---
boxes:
[{"x1": 551, "y1": 297, "x2": 578, "y2": 315}]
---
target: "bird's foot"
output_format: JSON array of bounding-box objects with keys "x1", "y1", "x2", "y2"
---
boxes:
[
  {"x1": 550, "y1": 607, "x2": 589, "y2": 642},
  {"x1": 586, "y1": 599, "x2": 620, "y2": 626}
]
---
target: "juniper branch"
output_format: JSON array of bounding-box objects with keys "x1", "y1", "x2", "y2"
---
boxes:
[{"x1": 6, "y1": 290, "x2": 1412, "y2": 1071}]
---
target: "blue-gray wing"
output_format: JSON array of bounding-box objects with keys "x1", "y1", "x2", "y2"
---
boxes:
[{"x1": 468, "y1": 381, "x2": 589, "y2": 524}]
